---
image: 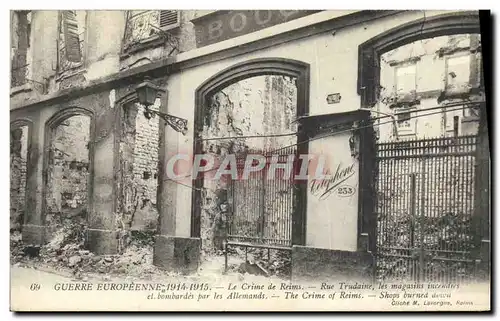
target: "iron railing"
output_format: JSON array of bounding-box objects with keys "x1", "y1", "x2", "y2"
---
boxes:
[
  {"x1": 227, "y1": 146, "x2": 297, "y2": 248},
  {"x1": 375, "y1": 135, "x2": 478, "y2": 283}
]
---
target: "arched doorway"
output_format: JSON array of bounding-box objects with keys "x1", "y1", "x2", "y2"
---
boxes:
[
  {"x1": 192, "y1": 58, "x2": 310, "y2": 271},
  {"x1": 358, "y1": 12, "x2": 485, "y2": 283},
  {"x1": 42, "y1": 108, "x2": 95, "y2": 239}
]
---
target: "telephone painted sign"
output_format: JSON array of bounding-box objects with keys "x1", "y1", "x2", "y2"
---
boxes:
[{"x1": 192, "y1": 10, "x2": 321, "y2": 48}]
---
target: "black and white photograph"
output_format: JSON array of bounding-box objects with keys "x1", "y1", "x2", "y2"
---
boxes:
[{"x1": 7, "y1": 8, "x2": 491, "y2": 312}]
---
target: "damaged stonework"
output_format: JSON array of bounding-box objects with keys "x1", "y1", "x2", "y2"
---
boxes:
[
  {"x1": 44, "y1": 115, "x2": 91, "y2": 235},
  {"x1": 116, "y1": 99, "x2": 160, "y2": 247},
  {"x1": 10, "y1": 125, "x2": 29, "y2": 231},
  {"x1": 377, "y1": 33, "x2": 481, "y2": 141},
  {"x1": 199, "y1": 75, "x2": 298, "y2": 255}
]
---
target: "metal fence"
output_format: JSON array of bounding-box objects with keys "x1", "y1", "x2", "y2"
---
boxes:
[
  {"x1": 375, "y1": 135, "x2": 478, "y2": 283},
  {"x1": 226, "y1": 145, "x2": 296, "y2": 248}
]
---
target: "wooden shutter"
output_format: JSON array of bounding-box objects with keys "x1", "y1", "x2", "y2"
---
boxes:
[
  {"x1": 159, "y1": 10, "x2": 180, "y2": 30},
  {"x1": 62, "y1": 10, "x2": 82, "y2": 63}
]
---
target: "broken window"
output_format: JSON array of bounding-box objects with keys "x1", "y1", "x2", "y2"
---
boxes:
[
  {"x1": 11, "y1": 11, "x2": 31, "y2": 88},
  {"x1": 45, "y1": 115, "x2": 91, "y2": 226},
  {"x1": 10, "y1": 125, "x2": 29, "y2": 231},
  {"x1": 395, "y1": 63, "x2": 417, "y2": 102},
  {"x1": 122, "y1": 10, "x2": 180, "y2": 54},
  {"x1": 379, "y1": 33, "x2": 483, "y2": 140},
  {"x1": 57, "y1": 10, "x2": 86, "y2": 74},
  {"x1": 445, "y1": 54, "x2": 471, "y2": 94},
  {"x1": 395, "y1": 110, "x2": 416, "y2": 136},
  {"x1": 463, "y1": 104, "x2": 480, "y2": 119}
]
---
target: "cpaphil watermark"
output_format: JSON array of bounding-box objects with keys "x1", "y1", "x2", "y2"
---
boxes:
[{"x1": 164, "y1": 152, "x2": 356, "y2": 186}]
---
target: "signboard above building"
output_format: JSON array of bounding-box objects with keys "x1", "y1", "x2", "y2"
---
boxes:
[{"x1": 192, "y1": 10, "x2": 321, "y2": 48}]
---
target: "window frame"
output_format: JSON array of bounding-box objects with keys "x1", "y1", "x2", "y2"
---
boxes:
[
  {"x1": 394, "y1": 107, "x2": 417, "y2": 136},
  {"x1": 10, "y1": 10, "x2": 33, "y2": 92},
  {"x1": 121, "y1": 10, "x2": 180, "y2": 57},
  {"x1": 55, "y1": 10, "x2": 88, "y2": 84}
]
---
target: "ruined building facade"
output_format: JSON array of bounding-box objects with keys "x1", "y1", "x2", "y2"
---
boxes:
[{"x1": 10, "y1": 10, "x2": 489, "y2": 279}]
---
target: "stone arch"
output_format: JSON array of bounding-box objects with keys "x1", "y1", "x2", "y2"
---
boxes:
[
  {"x1": 42, "y1": 107, "x2": 95, "y2": 225},
  {"x1": 357, "y1": 11, "x2": 480, "y2": 107},
  {"x1": 191, "y1": 58, "x2": 310, "y2": 245}
]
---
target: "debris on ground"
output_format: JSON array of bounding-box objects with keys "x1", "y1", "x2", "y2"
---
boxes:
[
  {"x1": 10, "y1": 224, "x2": 166, "y2": 279},
  {"x1": 10, "y1": 225, "x2": 291, "y2": 281}
]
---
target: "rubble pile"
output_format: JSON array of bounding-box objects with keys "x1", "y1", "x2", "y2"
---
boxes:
[
  {"x1": 10, "y1": 225, "x2": 162, "y2": 279},
  {"x1": 226, "y1": 246, "x2": 291, "y2": 277},
  {"x1": 10, "y1": 231, "x2": 24, "y2": 262}
]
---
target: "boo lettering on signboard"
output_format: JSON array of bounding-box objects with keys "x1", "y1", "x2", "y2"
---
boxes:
[{"x1": 193, "y1": 10, "x2": 320, "y2": 47}]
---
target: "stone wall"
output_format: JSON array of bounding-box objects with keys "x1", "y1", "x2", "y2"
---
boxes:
[
  {"x1": 10, "y1": 125, "x2": 29, "y2": 231},
  {"x1": 200, "y1": 75, "x2": 298, "y2": 254},
  {"x1": 45, "y1": 115, "x2": 91, "y2": 226}
]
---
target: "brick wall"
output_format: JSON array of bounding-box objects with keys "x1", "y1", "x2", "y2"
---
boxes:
[
  {"x1": 117, "y1": 100, "x2": 160, "y2": 232},
  {"x1": 133, "y1": 100, "x2": 160, "y2": 205}
]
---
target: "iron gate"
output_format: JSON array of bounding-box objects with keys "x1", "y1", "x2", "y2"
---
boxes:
[
  {"x1": 375, "y1": 135, "x2": 478, "y2": 283},
  {"x1": 224, "y1": 146, "x2": 296, "y2": 270}
]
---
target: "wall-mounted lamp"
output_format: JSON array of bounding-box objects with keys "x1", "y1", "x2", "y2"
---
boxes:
[{"x1": 135, "y1": 76, "x2": 188, "y2": 135}]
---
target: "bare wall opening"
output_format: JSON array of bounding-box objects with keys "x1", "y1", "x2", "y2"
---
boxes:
[{"x1": 45, "y1": 114, "x2": 91, "y2": 227}]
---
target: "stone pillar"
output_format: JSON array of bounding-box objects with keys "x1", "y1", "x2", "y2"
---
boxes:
[
  {"x1": 21, "y1": 116, "x2": 45, "y2": 245},
  {"x1": 291, "y1": 110, "x2": 375, "y2": 283},
  {"x1": 153, "y1": 89, "x2": 201, "y2": 274},
  {"x1": 85, "y1": 95, "x2": 120, "y2": 254},
  {"x1": 474, "y1": 103, "x2": 490, "y2": 280}
]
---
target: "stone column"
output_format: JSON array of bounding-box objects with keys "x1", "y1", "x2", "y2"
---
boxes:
[
  {"x1": 153, "y1": 89, "x2": 201, "y2": 274},
  {"x1": 85, "y1": 93, "x2": 120, "y2": 255},
  {"x1": 474, "y1": 103, "x2": 490, "y2": 280},
  {"x1": 21, "y1": 116, "x2": 44, "y2": 245},
  {"x1": 291, "y1": 110, "x2": 375, "y2": 283}
]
